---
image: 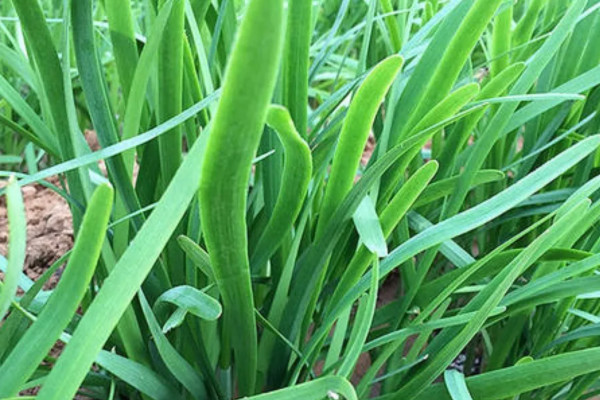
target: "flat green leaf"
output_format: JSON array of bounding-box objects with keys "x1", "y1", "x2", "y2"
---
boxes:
[
  {"x1": 504, "y1": 65, "x2": 600, "y2": 135},
  {"x1": 412, "y1": 347, "x2": 600, "y2": 400},
  {"x1": 177, "y1": 235, "x2": 214, "y2": 281},
  {"x1": 241, "y1": 376, "x2": 357, "y2": 400},
  {"x1": 393, "y1": 200, "x2": 592, "y2": 398},
  {"x1": 444, "y1": 370, "x2": 473, "y2": 400},
  {"x1": 408, "y1": 212, "x2": 475, "y2": 268},
  {"x1": 0, "y1": 77, "x2": 57, "y2": 154},
  {"x1": 444, "y1": 0, "x2": 588, "y2": 218},
  {"x1": 414, "y1": 170, "x2": 505, "y2": 207},
  {"x1": 0, "y1": 176, "x2": 25, "y2": 320},
  {"x1": 337, "y1": 258, "x2": 379, "y2": 377},
  {"x1": 95, "y1": 350, "x2": 182, "y2": 400},
  {"x1": 353, "y1": 196, "x2": 388, "y2": 257},
  {"x1": 15, "y1": 92, "x2": 219, "y2": 189},
  {"x1": 320, "y1": 136, "x2": 600, "y2": 366},
  {"x1": 251, "y1": 105, "x2": 313, "y2": 269},
  {"x1": 154, "y1": 285, "x2": 222, "y2": 322},
  {"x1": 501, "y1": 253, "x2": 600, "y2": 306}
]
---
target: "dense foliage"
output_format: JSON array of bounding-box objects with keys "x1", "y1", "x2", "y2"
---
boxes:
[{"x1": 1, "y1": 0, "x2": 600, "y2": 399}]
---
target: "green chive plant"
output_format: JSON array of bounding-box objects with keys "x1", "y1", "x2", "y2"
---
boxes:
[{"x1": 1, "y1": 0, "x2": 600, "y2": 399}]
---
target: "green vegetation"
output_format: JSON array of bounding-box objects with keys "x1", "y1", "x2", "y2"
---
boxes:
[{"x1": 1, "y1": 0, "x2": 600, "y2": 399}]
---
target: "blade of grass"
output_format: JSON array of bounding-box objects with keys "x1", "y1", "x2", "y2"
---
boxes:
[
  {"x1": 489, "y1": 2, "x2": 512, "y2": 78},
  {"x1": 71, "y1": 0, "x2": 144, "y2": 230},
  {"x1": 353, "y1": 196, "x2": 388, "y2": 257},
  {"x1": 337, "y1": 258, "x2": 378, "y2": 377},
  {"x1": 283, "y1": 0, "x2": 312, "y2": 137},
  {"x1": 105, "y1": 0, "x2": 139, "y2": 100},
  {"x1": 411, "y1": 347, "x2": 600, "y2": 400},
  {"x1": 14, "y1": 91, "x2": 219, "y2": 188},
  {"x1": 414, "y1": 170, "x2": 505, "y2": 208},
  {"x1": 250, "y1": 105, "x2": 312, "y2": 271},
  {"x1": 318, "y1": 136, "x2": 600, "y2": 361},
  {"x1": 157, "y1": 0, "x2": 184, "y2": 187},
  {"x1": 243, "y1": 376, "x2": 357, "y2": 400},
  {"x1": 273, "y1": 106, "x2": 489, "y2": 378},
  {"x1": 0, "y1": 176, "x2": 25, "y2": 320},
  {"x1": 154, "y1": 285, "x2": 222, "y2": 322},
  {"x1": 444, "y1": 370, "x2": 474, "y2": 400},
  {"x1": 10, "y1": 0, "x2": 87, "y2": 205}
]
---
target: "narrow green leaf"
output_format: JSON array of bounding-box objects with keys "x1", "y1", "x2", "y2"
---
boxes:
[
  {"x1": 380, "y1": 83, "x2": 480, "y2": 203},
  {"x1": 241, "y1": 376, "x2": 357, "y2": 400},
  {"x1": 276, "y1": 106, "x2": 490, "y2": 376},
  {"x1": 490, "y1": 3, "x2": 512, "y2": 78},
  {"x1": 0, "y1": 76, "x2": 58, "y2": 154},
  {"x1": 437, "y1": 62, "x2": 524, "y2": 178},
  {"x1": 412, "y1": 347, "x2": 600, "y2": 400},
  {"x1": 283, "y1": 0, "x2": 312, "y2": 137},
  {"x1": 157, "y1": 0, "x2": 185, "y2": 186},
  {"x1": 414, "y1": 170, "x2": 505, "y2": 207},
  {"x1": 0, "y1": 176, "x2": 25, "y2": 320},
  {"x1": 337, "y1": 259, "x2": 379, "y2": 377},
  {"x1": 393, "y1": 200, "x2": 591, "y2": 398},
  {"x1": 379, "y1": 0, "x2": 403, "y2": 52},
  {"x1": 95, "y1": 350, "x2": 182, "y2": 400},
  {"x1": 177, "y1": 235, "x2": 214, "y2": 281},
  {"x1": 105, "y1": 0, "x2": 139, "y2": 100},
  {"x1": 154, "y1": 285, "x2": 222, "y2": 322},
  {"x1": 444, "y1": 370, "x2": 473, "y2": 400},
  {"x1": 326, "y1": 135, "x2": 600, "y2": 355},
  {"x1": 15, "y1": 92, "x2": 219, "y2": 189},
  {"x1": 10, "y1": 0, "x2": 87, "y2": 206},
  {"x1": 295, "y1": 162, "x2": 439, "y2": 375},
  {"x1": 250, "y1": 105, "x2": 312, "y2": 269},
  {"x1": 72, "y1": 0, "x2": 143, "y2": 228},
  {"x1": 353, "y1": 196, "x2": 388, "y2": 257},
  {"x1": 504, "y1": 65, "x2": 600, "y2": 135},
  {"x1": 364, "y1": 307, "x2": 507, "y2": 352}
]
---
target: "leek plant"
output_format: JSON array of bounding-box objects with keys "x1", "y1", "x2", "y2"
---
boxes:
[{"x1": 1, "y1": 0, "x2": 600, "y2": 399}]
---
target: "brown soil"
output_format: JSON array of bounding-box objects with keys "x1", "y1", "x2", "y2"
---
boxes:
[
  {"x1": 0, "y1": 131, "x2": 102, "y2": 285},
  {"x1": 361, "y1": 134, "x2": 376, "y2": 166},
  {"x1": 0, "y1": 177, "x2": 73, "y2": 288}
]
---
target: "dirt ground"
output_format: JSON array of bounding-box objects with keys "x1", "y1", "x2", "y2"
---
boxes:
[
  {"x1": 0, "y1": 131, "x2": 101, "y2": 286},
  {"x1": 0, "y1": 177, "x2": 73, "y2": 288}
]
